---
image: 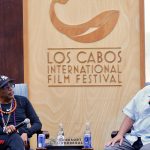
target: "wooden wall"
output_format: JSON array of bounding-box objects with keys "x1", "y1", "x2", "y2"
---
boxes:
[
  {"x1": 0, "y1": 0, "x2": 24, "y2": 82},
  {"x1": 0, "y1": 0, "x2": 145, "y2": 149},
  {"x1": 23, "y1": 0, "x2": 145, "y2": 149}
]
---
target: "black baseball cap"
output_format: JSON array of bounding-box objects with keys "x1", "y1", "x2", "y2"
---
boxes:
[{"x1": 0, "y1": 75, "x2": 14, "y2": 88}]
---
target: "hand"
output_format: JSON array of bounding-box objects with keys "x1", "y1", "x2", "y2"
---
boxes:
[
  {"x1": 21, "y1": 133, "x2": 28, "y2": 146},
  {"x1": 105, "y1": 134, "x2": 124, "y2": 147},
  {"x1": 5, "y1": 125, "x2": 16, "y2": 134}
]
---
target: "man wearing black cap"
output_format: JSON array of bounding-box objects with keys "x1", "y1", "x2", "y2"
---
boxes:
[{"x1": 0, "y1": 75, "x2": 42, "y2": 150}]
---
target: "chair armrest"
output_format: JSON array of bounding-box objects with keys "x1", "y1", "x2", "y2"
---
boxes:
[
  {"x1": 36, "y1": 130, "x2": 49, "y2": 139},
  {"x1": 111, "y1": 131, "x2": 119, "y2": 138},
  {"x1": 111, "y1": 129, "x2": 131, "y2": 138},
  {"x1": 41, "y1": 130, "x2": 50, "y2": 139}
]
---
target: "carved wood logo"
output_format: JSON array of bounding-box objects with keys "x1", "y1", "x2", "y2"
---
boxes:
[{"x1": 50, "y1": 0, "x2": 119, "y2": 43}]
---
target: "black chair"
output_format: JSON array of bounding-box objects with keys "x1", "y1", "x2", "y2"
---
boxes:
[{"x1": 111, "y1": 129, "x2": 132, "y2": 138}]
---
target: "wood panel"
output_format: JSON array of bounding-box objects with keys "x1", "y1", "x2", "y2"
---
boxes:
[
  {"x1": 23, "y1": 0, "x2": 145, "y2": 149},
  {"x1": 0, "y1": 0, "x2": 24, "y2": 82},
  {"x1": 140, "y1": 0, "x2": 145, "y2": 87}
]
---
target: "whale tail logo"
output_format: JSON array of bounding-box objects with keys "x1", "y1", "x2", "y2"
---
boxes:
[{"x1": 50, "y1": 0, "x2": 119, "y2": 43}]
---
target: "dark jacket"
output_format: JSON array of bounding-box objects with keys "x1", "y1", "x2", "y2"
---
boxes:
[{"x1": 0, "y1": 95, "x2": 42, "y2": 138}]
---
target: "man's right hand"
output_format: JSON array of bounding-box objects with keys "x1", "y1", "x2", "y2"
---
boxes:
[
  {"x1": 105, "y1": 134, "x2": 124, "y2": 147},
  {"x1": 5, "y1": 125, "x2": 16, "y2": 134},
  {"x1": 105, "y1": 115, "x2": 134, "y2": 147}
]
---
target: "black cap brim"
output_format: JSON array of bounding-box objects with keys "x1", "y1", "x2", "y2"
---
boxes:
[{"x1": 0, "y1": 78, "x2": 14, "y2": 88}]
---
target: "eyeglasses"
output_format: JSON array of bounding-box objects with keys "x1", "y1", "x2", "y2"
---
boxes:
[{"x1": 1, "y1": 82, "x2": 15, "y2": 90}]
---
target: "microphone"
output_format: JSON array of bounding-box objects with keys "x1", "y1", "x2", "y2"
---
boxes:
[{"x1": 15, "y1": 118, "x2": 30, "y2": 129}]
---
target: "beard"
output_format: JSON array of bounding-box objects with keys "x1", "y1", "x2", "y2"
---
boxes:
[
  {"x1": 0, "y1": 89, "x2": 14, "y2": 104},
  {"x1": 0, "y1": 94, "x2": 14, "y2": 103}
]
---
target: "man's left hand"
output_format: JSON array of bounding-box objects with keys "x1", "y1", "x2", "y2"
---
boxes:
[{"x1": 21, "y1": 133, "x2": 28, "y2": 145}]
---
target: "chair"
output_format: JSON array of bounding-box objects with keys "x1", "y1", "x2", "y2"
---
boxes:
[
  {"x1": 13, "y1": 83, "x2": 49, "y2": 150},
  {"x1": 145, "y1": 82, "x2": 150, "y2": 86},
  {"x1": 13, "y1": 83, "x2": 28, "y2": 97}
]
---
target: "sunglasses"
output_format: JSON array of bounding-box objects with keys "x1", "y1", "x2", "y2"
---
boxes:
[{"x1": 1, "y1": 82, "x2": 15, "y2": 90}]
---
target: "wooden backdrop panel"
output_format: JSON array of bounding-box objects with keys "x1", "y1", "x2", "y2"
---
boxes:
[
  {"x1": 0, "y1": 0, "x2": 24, "y2": 82},
  {"x1": 23, "y1": 0, "x2": 144, "y2": 149}
]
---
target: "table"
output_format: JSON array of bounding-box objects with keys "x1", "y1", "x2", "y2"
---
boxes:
[{"x1": 36, "y1": 145, "x2": 87, "y2": 150}]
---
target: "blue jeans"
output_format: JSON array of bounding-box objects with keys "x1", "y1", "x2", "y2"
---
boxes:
[{"x1": 0, "y1": 133, "x2": 25, "y2": 150}]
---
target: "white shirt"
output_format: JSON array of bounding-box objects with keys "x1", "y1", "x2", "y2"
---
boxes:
[{"x1": 123, "y1": 85, "x2": 150, "y2": 145}]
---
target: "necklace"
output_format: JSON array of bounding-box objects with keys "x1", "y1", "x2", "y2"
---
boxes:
[
  {"x1": 0, "y1": 99, "x2": 17, "y2": 114},
  {"x1": 0, "y1": 99, "x2": 17, "y2": 132}
]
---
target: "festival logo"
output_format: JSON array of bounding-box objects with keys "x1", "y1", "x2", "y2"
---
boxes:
[{"x1": 50, "y1": 0, "x2": 119, "y2": 43}]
